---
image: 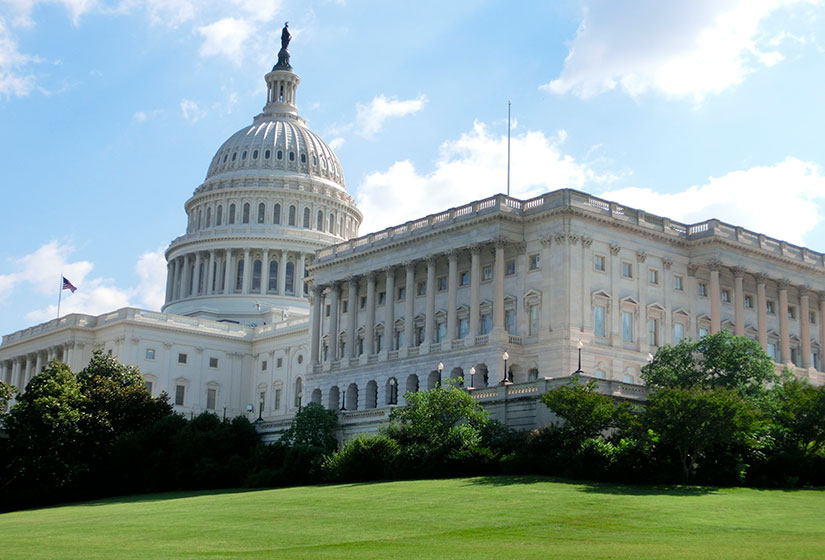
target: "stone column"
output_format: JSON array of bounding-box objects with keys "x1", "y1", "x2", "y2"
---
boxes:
[
  {"x1": 610, "y1": 244, "x2": 621, "y2": 344},
  {"x1": 34, "y1": 352, "x2": 43, "y2": 379},
  {"x1": 709, "y1": 260, "x2": 721, "y2": 333},
  {"x1": 470, "y1": 245, "x2": 482, "y2": 339},
  {"x1": 637, "y1": 251, "x2": 648, "y2": 354},
  {"x1": 347, "y1": 277, "x2": 358, "y2": 358},
  {"x1": 310, "y1": 286, "x2": 322, "y2": 364},
  {"x1": 165, "y1": 262, "x2": 174, "y2": 303},
  {"x1": 261, "y1": 249, "x2": 270, "y2": 295},
  {"x1": 800, "y1": 288, "x2": 811, "y2": 368},
  {"x1": 581, "y1": 238, "x2": 593, "y2": 332},
  {"x1": 756, "y1": 274, "x2": 768, "y2": 350},
  {"x1": 447, "y1": 250, "x2": 458, "y2": 341},
  {"x1": 279, "y1": 251, "x2": 288, "y2": 294},
  {"x1": 663, "y1": 258, "x2": 673, "y2": 345},
  {"x1": 779, "y1": 279, "x2": 791, "y2": 364},
  {"x1": 241, "y1": 248, "x2": 251, "y2": 294},
  {"x1": 384, "y1": 266, "x2": 395, "y2": 350},
  {"x1": 493, "y1": 239, "x2": 506, "y2": 332},
  {"x1": 365, "y1": 272, "x2": 376, "y2": 355},
  {"x1": 424, "y1": 257, "x2": 436, "y2": 345},
  {"x1": 192, "y1": 252, "x2": 202, "y2": 296},
  {"x1": 299, "y1": 253, "x2": 307, "y2": 296},
  {"x1": 182, "y1": 254, "x2": 192, "y2": 298},
  {"x1": 820, "y1": 295, "x2": 825, "y2": 372},
  {"x1": 208, "y1": 250, "x2": 217, "y2": 294},
  {"x1": 404, "y1": 262, "x2": 415, "y2": 347},
  {"x1": 328, "y1": 282, "x2": 340, "y2": 360},
  {"x1": 733, "y1": 267, "x2": 745, "y2": 337},
  {"x1": 11, "y1": 358, "x2": 21, "y2": 390},
  {"x1": 172, "y1": 257, "x2": 182, "y2": 300}
]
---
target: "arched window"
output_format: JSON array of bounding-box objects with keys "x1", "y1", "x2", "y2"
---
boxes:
[
  {"x1": 302, "y1": 207, "x2": 310, "y2": 228},
  {"x1": 216, "y1": 205, "x2": 223, "y2": 226},
  {"x1": 242, "y1": 203, "x2": 250, "y2": 224},
  {"x1": 235, "y1": 259, "x2": 244, "y2": 292},
  {"x1": 289, "y1": 151, "x2": 295, "y2": 162},
  {"x1": 264, "y1": 149, "x2": 271, "y2": 159},
  {"x1": 268, "y1": 260, "x2": 278, "y2": 292},
  {"x1": 252, "y1": 259, "x2": 262, "y2": 292},
  {"x1": 257, "y1": 203, "x2": 265, "y2": 224},
  {"x1": 294, "y1": 378, "x2": 303, "y2": 408},
  {"x1": 277, "y1": 150, "x2": 283, "y2": 160},
  {"x1": 197, "y1": 210, "x2": 202, "y2": 230},
  {"x1": 328, "y1": 213, "x2": 335, "y2": 233},
  {"x1": 229, "y1": 204, "x2": 236, "y2": 224},
  {"x1": 288, "y1": 205, "x2": 296, "y2": 226},
  {"x1": 316, "y1": 210, "x2": 323, "y2": 230},
  {"x1": 206, "y1": 207, "x2": 211, "y2": 228},
  {"x1": 273, "y1": 203, "x2": 281, "y2": 224},
  {"x1": 285, "y1": 261, "x2": 294, "y2": 293}
]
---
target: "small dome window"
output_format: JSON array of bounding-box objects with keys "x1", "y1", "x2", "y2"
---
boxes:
[
  {"x1": 253, "y1": 150, "x2": 259, "y2": 159},
  {"x1": 277, "y1": 150, "x2": 283, "y2": 160},
  {"x1": 264, "y1": 149, "x2": 271, "y2": 159},
  {"x1": 321, "y1": 159, "x2": 327, "y2": 169},
  {"x1": 312, "y1": 155, "x2": 317, "y2": 166},
  {"x1": 300, "y1": 153, "x2": 306, "y2": 163},
  {"x1": 241, "y1": 150, "x2": 247, "y2": 160},
  {"x1": 232, "y1": 152, "x2": 237, "y2": 161},
  {"x1": 289, "y1": 151, "x2": 295, "y2": 161},
  {"x1": 223, "y1": 154, "x2": 228, "y2": 163}
]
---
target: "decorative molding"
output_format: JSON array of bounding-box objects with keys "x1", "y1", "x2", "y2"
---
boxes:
[
  {"x1": 581, "y1": 236, "x2": 593, "y2": 248},
  {"x1": 636, "y1": 250, "x2": 647, "y2": 263},
  {"x1": 539, "y1": 236, "x2": 553, "y2": 248},
  {"x1": 754, "y1": 272, "x2": 768, "y2": 284},
  {"x1": 609, "y1": 243, "x2": 621, "y2": 255},
  {"x1": 554, "y1": 232, "x2": 567, "y2": 244},
  {"x1": 662, "y1": 258, "x2": 672, "y2": 270},
  {"x1": 731, "y1": 266, "x2": 746, "y2": 278},
  {"x1": 778, "y1": 278, "x2": 792, "y2": 290},
  {"x1": 687, "y1": 264, "x2": 699, "y2": 277},
  {"x1": 567, "y1": 233, "x2": 580, "y2": 245},
  {"x1": 515, "y1": 242, "x2": 528, "y2": 254},
  {"x1": 707, "y1": 258, "x2": 723, "y2": 271},
  {"x1": 469, "y1": 243, "x2": 483, "y2": 255}
]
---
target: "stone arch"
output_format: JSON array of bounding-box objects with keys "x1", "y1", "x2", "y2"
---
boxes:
[
  {"x1": 427, "y1": 370, "x2": 441, "y2": 390},
  {"x1": 328, "y1": 385, "x2": 340, "y2": 410},
  {"x1": 475, "y1": 363, "x2": 489, "y2": 388},
  {"x1": 450, "y1": 367, "x2": 463, "y2": 386},
  {"x1": 365, "y1": 380, "x2": 378, "y2": 409},
  {"x1": 345, "y1": 383, "x2": 358, "y2": 410},
  {"x1": 405, "y1": 374, "x2": 419, "y2": 396},
  {"x1": 311, "y1": 388, "x2": 322, "y2": 404},
  {"x1": 527, "y1": 367, "x2": 539, "y2": 381}
]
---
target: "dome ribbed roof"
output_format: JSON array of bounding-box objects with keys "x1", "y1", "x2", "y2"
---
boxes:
[{"x1": 204, "y1": 116, "x2": 346, "y2": 190}]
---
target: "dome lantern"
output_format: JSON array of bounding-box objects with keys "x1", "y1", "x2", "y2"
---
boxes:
[{"x1": 263, "y1": 22, "x2": 300, "y2": 117}]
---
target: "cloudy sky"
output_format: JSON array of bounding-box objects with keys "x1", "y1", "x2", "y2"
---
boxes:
[{"x1": 1, "y1": 0, "x2": 824, "y2": 336}]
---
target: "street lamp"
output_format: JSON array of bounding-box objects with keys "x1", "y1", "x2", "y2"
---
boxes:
[
  {"x1": 258, "y1": 395, "x2": 264, "y2": 421},
  {"x1": 437, "y1": 361, "x2": 444, "y2": 386},
  {"x1": 501, "y1": 351, "x2": 510, "y2": 384},
  {"x1": 389, "y1": 377, "x2": 397, "y2": 405},
  {"x1": 341, "y1": 389, "x2": 346, "y2": 412},
  {"x1": 647, "y1": 352, "x2": 654, "y2": 363},
  {"x1": 223, "y1": 402, "x2": 227, "y2": 421},
  {"x1": 297, "y1": 390, "x2": 303, "y2": 412},
  {"x1": 573, "y1": 339, "x2": 584, "y2": 375},
  {"x1": 468, "y1": 366, "x2": 476, "y2": 390}
]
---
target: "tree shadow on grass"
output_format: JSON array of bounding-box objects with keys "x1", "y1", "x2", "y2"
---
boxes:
[
  {"x1": 69, "y1": 487, "x2": 263, "y2": 508},
  {"x1": 465, "y1": 475, "x2": 718, "y2": 496}
]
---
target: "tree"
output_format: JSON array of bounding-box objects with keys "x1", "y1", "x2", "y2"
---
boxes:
[
  {"x1": 0, "y1": 380, "x2": 14, "y2": 416},
  {"x1": 642, "y1": 386, "x2": 758, "y2": 483},
  {"x1": 642, "y1": 330, "x2": 777, "y2": 401},
  {"x1": 279, "y1": 402, "x2": 338, "y2": 453},
  {"x1": 771, "y1": 378, "x2": 825, "y2": 458},
  {"x1": 541, "y1": 376, "x2": 630, "y2": 443}
]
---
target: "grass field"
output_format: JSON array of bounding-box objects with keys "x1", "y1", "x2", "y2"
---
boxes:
[{"x1": 1, "y1": 477, "x2": 824, "y2": 559}]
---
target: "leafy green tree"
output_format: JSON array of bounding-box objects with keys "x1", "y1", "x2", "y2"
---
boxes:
[
  {"x1": 540, "y1": 376, "x2": 631, "y2": 442},
  {"x1": 279, "y1": 402, "x2": 338, "y2": 453},
  {"x1": 642, "y1": 386, "x2": 758, "y2": 483},
  {"x1": 772, "y1": 378, "x2": 825, "y2": 458},
  {"x1": 0, "y1": 380, "x2": 14, "y2": 416},
  {"x1": 642, "y1": 330, "x2": 777, "y2": 400}
]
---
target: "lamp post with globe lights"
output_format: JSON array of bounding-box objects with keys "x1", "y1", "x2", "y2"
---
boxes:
[
  {"x1": 468, "y1": 366, "x2": 476, "y2": 390},
  {"x1": 573, "y1": 339, "x2": 584, "y2": 375},
  {"x1": 501, "y1": 351, "x2": 510, "y2": 384}
]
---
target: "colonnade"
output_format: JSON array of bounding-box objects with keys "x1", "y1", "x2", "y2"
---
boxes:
[
  {"x1": 1, "y1": 343, "x2": 74, "y2": 391},
  {"x1": 165, "y1": 249, "x2": 312, "y2": 304}
]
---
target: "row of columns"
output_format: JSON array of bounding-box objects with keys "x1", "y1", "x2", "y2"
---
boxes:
[
  {"x1": 1, "y1": 343, "x2": 74, "y2": 391},
  {"x1": 310, "y1": 239, "x2": 516, "y2": 365},
  {"x1": 705, "y1": 260, "x2": 824, "y2": 368},
  {"x1": 165, "y1": 249, "x2": 310, "y2": 304}
]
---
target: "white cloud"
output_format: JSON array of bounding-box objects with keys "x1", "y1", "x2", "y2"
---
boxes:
[
  {"x1": 328, "y1": 137, "x2": 345, "y2": 151},
  {"x1": 355, "y1": 121, "x2": 611, "y2": 234},
  {"x1": 598, "y1": 157, "x2": 825, "y2": 246},
  {"x1": 0, "y1": 241, "x2": 168, "y2": 326},
  {"x1": 544, "y1": 0, "x2": 817, "y2": 101},
  {"x1": 196, "y1": 17, "x2": 255, "y2": 62},
  {"x1": 355, "y1": 94, "x2": 427, "y2": 138},
  {"x1": 179, "y1": 98, "x2": 206, "y2": 122},
  {"x1": 0, "y1": 17, "x2": 36, "y2": 97}
]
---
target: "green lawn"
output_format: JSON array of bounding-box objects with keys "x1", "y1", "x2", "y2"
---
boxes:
[{"x1": 1, "y1": 477, "x2": 823, "y2": 559}]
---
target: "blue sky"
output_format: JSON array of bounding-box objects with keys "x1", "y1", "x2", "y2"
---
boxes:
[{"x1": 1, "y1": 0, "x2": 824, "y2": 337}]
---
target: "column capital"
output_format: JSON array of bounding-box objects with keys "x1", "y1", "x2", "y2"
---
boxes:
[
  {"x1": 469, "y1": 243, "x2": 484, "y2": 255},
  {"x1": 539, "y1": 236, "x2": 553, "y2": 248},
  {"x1": 731, "y1": 266, "x2": 746, "y2": 278},
  {"x1": 636, "y1": 250, "x2": 647, "y2": 263},
  {"x1": 754, "y1": 272, "x2": 768, "y2": 284},
  {"x1": 706, "y1": 258, "x2": 723, "y2": 271},
  {"x1": 581, "y1": 236, "x2": 593, "y2": 248},
  {"x1": 345, "y1": 275, "x2": 360, "y2": 285},
  {"x1": 330, "y1": 280, "x2": 342, "y2": 292},
  {"x1": 494, "y1": 237, "x2": 509, "y2": 249},
  {"x1": 687, "y1": 264, "x2": 699, "y2": 277},
  {"x1": 384, "y1": 264, "x2": 397, "y2": 274},
  {"x1": 567, "y1": 233, "x2": 579, "y2": 245},
  {"x1": 366, "y1": 270, "x2": 378, "y2": 281},
  {"x1": 404, "y1": 260, "x2": 417, "y2": 271},
  {"x1": 445, "y1": 249, "x2": 459, "y2": 261},
  {"x1": 609, "y1": 243, "x2": 621, "y2": 255},
  {"x1": 554, "y1": 232, "x2": 567, "y2": 244},
  {"x1": 426, "y1": 255, "x2": 438, "y2": 267},
  {"x1": 798, "y1": 285, "x2": 810, "y2": 298},
  {"x1": 662, "y1": 258, "x2": 673, "y2": 270},
  {"x1": 778, "y1": 278, "x2": 792, "y2": 290},
  {"x1": 514, "y1": 242, "x2": 527, "y2": 254}
]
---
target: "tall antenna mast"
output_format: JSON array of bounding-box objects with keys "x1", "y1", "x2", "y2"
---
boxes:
[{"x1": 506, "y1": 100, "x2": 511, "y2": 197}]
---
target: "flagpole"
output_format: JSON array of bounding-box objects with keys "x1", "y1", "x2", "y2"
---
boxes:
[
  {"x1": 507, "y1": 100, "x2": 511, "y2": 197},
  {"x1": 57, "y1": 274, "x2": 63, "y2": 319}
]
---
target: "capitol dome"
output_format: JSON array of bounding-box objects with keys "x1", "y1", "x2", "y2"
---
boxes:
[{"x1": 162, "y1": 31, "x2": 362, "y2": 324}]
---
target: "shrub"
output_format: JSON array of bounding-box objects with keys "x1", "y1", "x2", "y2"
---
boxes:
[{"x1": 323, "y1": 434, "x2": 399, "y2": 482}]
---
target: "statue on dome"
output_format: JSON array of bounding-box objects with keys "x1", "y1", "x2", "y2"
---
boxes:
[{"x1": 273, "y1": 22, "x2": 293, "y2": 70}]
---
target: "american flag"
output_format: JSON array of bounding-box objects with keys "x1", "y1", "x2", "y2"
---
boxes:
[{"x1": 62, "y1": 276, "x2": 77, "y2": 293}]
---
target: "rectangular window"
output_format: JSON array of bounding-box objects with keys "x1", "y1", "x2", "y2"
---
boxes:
[
  {"x1": 528, "y1": 305, "x2": 539, "y2": 336},
  {"x1": 325, "y1": 304, "x2": 330, "y2": 317},
  {"x1": 505, "y1": 260, "x2": 516, "y2": 276},
  {"x1": 259, "y1": 391, "x2": 266, "y2": 411},
  {"x1": 594, "y1": 306, "x2": 605, "y2": 338},
  {"x1": 788, "y1": 306, "x2": 796, "y2": 319},
  {"x1": 648, "y1": 318, "x2": 659, "y2": 346},
  {"x1": 342, "y1": 300, "x2": 348, "y2": 313},
  {"x1": 437, "y1": 277, "x2": 447, "y2": 291},
  {"x1": 145, "y1": 381, "x2": 153, "y2": 395},
  {"x1": 177, "y1": 353, "x2": 188, "y2": 365},
  {"x1": 276, "y1": 357, "x2": 283, "y2": 368},
  {"x1": 458, "y1": 317, "x2": 469, "y2": 338},
  {"x1": 721, "y1": 289, "x2": 730, "y2": 303},
  {"x1": 416, "y1": 281, "x2": 426, "y2": 296},
  {"x1": 504, "y1": 309, "x2": 516, "y2": 334},
  {"x1": 397, "y1": 287, "x2": 406, "y2": 300},
  {"x1": 674, "y1": 323, "x2": 684, "y2": 344},
  {"x1": 648, "y1": 269, "x2": 658, "y2": 285},
  {"x1": 699, "y1": 327, "x2": 709, "y2": 338},
  {"x1": 744, "y1": 295, "x2": 753, "y2": 308},
  {"x1": 435, "y1": 322, "x2": 446, "y2": 343},
  {"x1": 459, "y1": 271, "x2": 470, "y2": 286},
  {"x1": 175, "y1": 385, "x2": 185, "y2": 406},
  {"x1": 698, "y1": 283, "x2": 707, "y2": 297},
  {"x1": 766, "y1": 300, "x2": 775, "y2": 314},
  {"x1": 145, "y1": 348, "x2": 156, "y2": 360},
  {"x1": 482, "y1": 266, "x2": 493, "y2": 281},
  {"x1": 360, "y1": 296, "x2": 367, "y2": 309},
  {"x1": 621, "y1": 262, "x2": 633, "y2": 278},
  {"x1": 622, "y1": 311, "x2": 633, "y2": 342},
  {"x1": 767, "y1": 342, "x2": 777, "y2": 361},
  {"x1": 594, "y1": 255, "x2": 606, "y2": 272},
  {"x1": 529, "y1": 254, "x2": 540, "y2": 270},
  {"x1": 674, "y1": 275, "x2": 683, "y2": 291},
  {"x1": 274, "y1": 388, "x2": 282, "y2": 410},
  {"x1": 481, "y1": 313, "x2": 492, "y2": 335},
  {"x1": 261, "y1": 360, "x2": 267, "y2": 371},
  {"x1": 791, "y1": 347, "x2": 799, "y2": 366},
  {"x1": 378, "y1": 291, "x2": 386, "y2": 305},
  {"x1": 415, "y1": 326, "x2": 424, "y2": 346},
  {"x1": 810, "y1": 311, "x2": 817, "y2": 324},
  {"x1": 395, "y1": 329, "x2": 404, "y2": 350},
  {"x1": 375, "y1": 332, "x2": 384, "y2": 353},
  {"x1": 209, "y1": 357, "x2": 219, "y2": 368},
  {"x1": 206, "y1": 388, "x2": 217, "y2": 410}
]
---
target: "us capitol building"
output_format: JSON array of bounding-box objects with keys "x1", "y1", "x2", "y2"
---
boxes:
[{"x1": 2, "y1": 35, "x2": 824, "y2": 437}]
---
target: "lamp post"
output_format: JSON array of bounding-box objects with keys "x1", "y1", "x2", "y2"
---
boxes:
[
  {"x1": 437, "y1": 361, "x2": 444, "y2": 386},
  {"x1": 468, "y1": 366, "x2": 476, "y2": 390},
  {"x1": 389, "y1": 377, "x2": 397, "y2": 405},
  {"x1": 501, "y1": 351, "x2": 510, "y2": 384},
  {"x1": 341, "y1": 389, "x2": 346, "y2": 412},
  {"x1": 258, "y1": 395, "x2": 264, "y2": 421},
  {"x1": 297, "y1": 390, "x2": 303, "y2": 412},
  {"x1": 222, "y1": 402, "x2": 227, "y2": 421},
  {"x1": 573, "y1": 339, "x2": 584, "y2": 375}
]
